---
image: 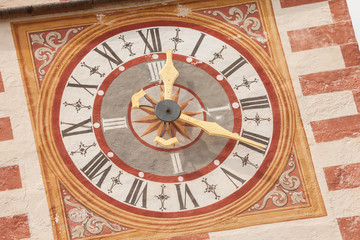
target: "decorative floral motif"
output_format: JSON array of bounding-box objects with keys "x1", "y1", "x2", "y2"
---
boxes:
[
  {"x1": 211, "y1": 4, "x2": 266, "y2": 43},
  {"x1": 62, "y1": 188, "x2": 129, "y2": 239},
  {"x1": 30, "y1": 27, "x2": 84, "y2": 82},
  {"x1": 202, "y1": 178, "x2": 220, "y2": 200},
  {"x1": 234, "y1": 76, "x2": 258, "y2": 90},
  {"x1": 203, "y1": 4, "x2": 267, "y2": 44},
  {"x1": 249, "y1": 154, "x2": 306, "y2": 211},
  {"x1": 244, "y1": 112, "x2": 271, "y2": 126},
  {"x1": 170, "y1": 28, "x2": 184, "y2": 52},
  {"x1": 155, "y1": 184, "x2": 170, "y2": 211}
]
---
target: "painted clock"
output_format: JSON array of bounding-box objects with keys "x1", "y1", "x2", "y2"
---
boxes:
[{"x1": 39, "y1": 10, "x2": 293, "y2": 231}]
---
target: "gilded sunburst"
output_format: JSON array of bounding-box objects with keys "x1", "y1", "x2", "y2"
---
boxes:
[{"x1": 132, "y1": 86, "x2": 202, "y2": 145}]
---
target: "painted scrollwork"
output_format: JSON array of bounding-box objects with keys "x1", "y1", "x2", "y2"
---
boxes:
[
  {"x1": 250, "y1": 155, "x2": 306, "y2": 211},
  {"x1": 210, "y1": 4, "x2": 266, "y2": 43},
  {"x1": 64, "y1": 195, "x2": 125, "y2": 239},
  {"x1": 30, "y1": 28, "x2": 83, "y2": 79}
]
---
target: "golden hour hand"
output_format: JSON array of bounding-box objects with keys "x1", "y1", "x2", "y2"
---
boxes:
[
  {"x1": 159, "y1": 49, "x2": 179, "y2": 100},
  {"x1": 178, "y1": 113, "x2": 267, "y2": 150},
  {"x1": 153, "y1": 49, "x2": 181, "y2": 146}
]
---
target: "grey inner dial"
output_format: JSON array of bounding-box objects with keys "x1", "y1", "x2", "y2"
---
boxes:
[{"x1": 100, "y1": 60, "x2": 233, "y2": 176}]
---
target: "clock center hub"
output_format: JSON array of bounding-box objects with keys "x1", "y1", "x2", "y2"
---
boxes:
[{"x1": 155, "y1": 100, "x2": 181, "y2": 122}]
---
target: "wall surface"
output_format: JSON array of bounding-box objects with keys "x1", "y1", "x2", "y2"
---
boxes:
[{"x1": 0, "y1": 0, "x2": 359, "y2": 240}]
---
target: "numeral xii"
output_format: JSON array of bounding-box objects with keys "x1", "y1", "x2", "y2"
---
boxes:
[{"x1": 137, "y1": 28, "x2": 162, "y2": 53}]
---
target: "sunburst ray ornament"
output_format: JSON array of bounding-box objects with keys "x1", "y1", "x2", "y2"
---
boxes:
[{"x1": 132, "y1": 85, "x2": 201, "y2": 145}]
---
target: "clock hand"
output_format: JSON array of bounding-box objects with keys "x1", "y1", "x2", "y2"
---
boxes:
[
  {"x1": 178, "y1": 113, "x2": 267, "y2": 150},
  {"x1": 154, "y1": 136, "x2": 179, "y2": 147},
  {"x1": 159, "y1": 49, "x2": 179, "y2": 100},
  {"x1": 131, "y1": 89, "x2": 146, "y2": 109}
]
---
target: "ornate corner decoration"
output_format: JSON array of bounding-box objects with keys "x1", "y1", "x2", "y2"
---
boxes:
[
  {"x1": 60, "y1": 185, "x2": 131, "y2": 239},
  {"x1": 29, "y1": 26, "x2": 87, "y2": 86},
  {"x1": 248, "y1": 152, "x2": 306, "y2": 212},
  {"x1": 197, "y1": 3, "x2": 269, "y2": 55}
]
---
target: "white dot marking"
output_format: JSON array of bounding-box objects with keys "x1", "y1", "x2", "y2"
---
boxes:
[{"x1": 232, "y1": 102, "x2": 240, "y2": 109}]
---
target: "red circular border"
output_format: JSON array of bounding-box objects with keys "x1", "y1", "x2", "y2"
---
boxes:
[{"x1": 51, "y1": 21, "x2": 281, "y2": 218}]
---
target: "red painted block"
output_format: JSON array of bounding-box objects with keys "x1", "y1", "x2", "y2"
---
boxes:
[
  {"x1": 0, "y1": 165, "x2": 22, "y2": 192},
  {"x1": 288, "y1": 21, "x2": 356, "y2": 52},
  {"x1": 337, "y1": 216, "x2": 360, "y2": 240},
  {"x1": 324, "y1": 162, "x2": 360, "y2": 191},
  {"x1": 0, "y1": 72, "x2": 4, "y2": 93},
  {"x1": 341, "y1": 43, "x2": 360, "y2": 68},
  {"x1": 353, "y1": 90, "x2": 360, "y2": 113},
  {"x1": 311, "y1": 114, "x2": 360, "y2": 142},
  {"x1": 329, "y1": 0, "x2": 351, "y2": 23},
  {"x1": 0, "y1": 117, "x2": 14, "y2": 142},
  {"x1": 280, "y1": 0, "x2": 326, "y2": 8},
  {"x1": 299, "y1": 67, "x2": 360, "y2": 96},
  {"x1": 163, "y1": 233, "x2": 210, "y2": 240},
  {"x1": 0, "y1": 214, "x2": 30, "y2": 240}
]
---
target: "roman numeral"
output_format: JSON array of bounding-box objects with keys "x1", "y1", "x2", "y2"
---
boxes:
[
  {"x1": 240, "y1": 95, "x2": 270, "y2": 110},
  {"x1": 124, "y1": 178, "x2": 148, "y2": 208},
  {"x1": 93, "y1": 42, "x2": 123, "y2": 70},
  {"x1": 147, "y1": 61, "x2": 165, "y2": 82},
  {"x1": 206, "y1": 104, "x2": 230, "y2": 114},
  {"x1": 137, "y1": 28, "x2": 162, "y2": 53},
  {"x1": 175, "y1": 183, "x2": 199, "y2": 210},
  {"x1": 239, "y1": 130, "x2": 270, "y2": 154},
  {"x1": 221, "y1": 56, "x2": 248, "y2": 78},
  {"x1": 190, "y1": 33, "x2": 206, "y2": 57},
  {"x1": 220, "y1": 167, "x2": 246, "y2": 189},
  {"x1": 102, "y1": 117, "x2": 127, "y2": 131},
  {"x1": 170, "y1": 153, "x2": 183, "y2": 174},
  {"x1": 81, "y1": 151, "x2": 112, "y2": 188},
  {"x1": 61, "y1": 117, "x2": 92, "y2": 137},
  {"x1": 67, "y1": 76, "x2": 98, "y2": 96}
]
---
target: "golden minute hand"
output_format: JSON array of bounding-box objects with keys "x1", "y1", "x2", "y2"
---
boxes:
[
  {"x1": 159, "y1": 49, "x2": 179, "y2": 100},
  {"x1": 178, "y1": 113, "x2": 266, "y2": 150}
]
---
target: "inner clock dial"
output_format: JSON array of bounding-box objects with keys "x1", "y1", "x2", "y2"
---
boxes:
[{"x1": 93, "y1": 58, "x2": 239, "y2": 177}]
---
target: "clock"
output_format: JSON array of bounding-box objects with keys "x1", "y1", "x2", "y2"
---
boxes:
[{"x1": 38, "y1": 9, "x2": 293, "y2": 231}]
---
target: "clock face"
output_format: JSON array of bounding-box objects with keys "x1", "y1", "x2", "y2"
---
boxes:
[{"x1": 47, "y1": 20, "x2": 284, "y2": 222}]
